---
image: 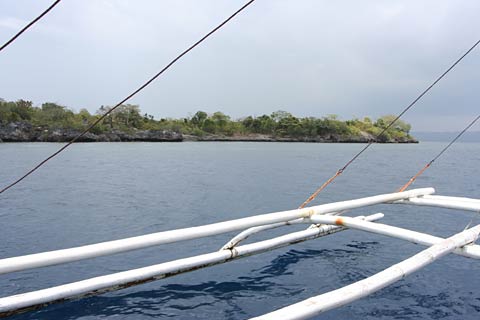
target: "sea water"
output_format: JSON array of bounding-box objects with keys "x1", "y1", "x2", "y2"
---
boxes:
[{"x1": 0, "y1": 141, "x2": 479, "y2": 319}]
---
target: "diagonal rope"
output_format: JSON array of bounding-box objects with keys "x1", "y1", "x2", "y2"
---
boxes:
[
  {"x1": 298, "y1": 39, "x2": 480, "y2": 209},
  {"x1": 310, "y1": 113, "x2": 480, "y2": 220},
  {"x1": 0, "y1": 0, "x2": 257, "y2": 195},
  {"x1": 0, "y1": 0, "x2": 62, "y2": 52},
  {"x1": 398, "y1": 114, "x2": 480, "y2": 192}
]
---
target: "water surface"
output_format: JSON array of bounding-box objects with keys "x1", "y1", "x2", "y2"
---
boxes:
[{"x1": 0, "y1": 142, "x2": 479, "y2": 319}]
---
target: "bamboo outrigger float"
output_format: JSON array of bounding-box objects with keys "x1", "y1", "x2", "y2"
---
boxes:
[{"x1": 1, "y1": 187, "x2": 479, "y2": 319}]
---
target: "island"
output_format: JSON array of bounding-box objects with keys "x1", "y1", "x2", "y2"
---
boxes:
[{"x1": 0, "y1": 99, "x2": 417, "y2": 143}]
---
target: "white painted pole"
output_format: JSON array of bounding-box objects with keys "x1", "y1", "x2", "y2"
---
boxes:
[
  {"x1": 222, "y1": 211, "x2": 343, "y2": 250},
  {"x1": 0, "y1": 188, "x2": 433, "y2": 275},
  {"x1": 222, "y1": 188, "x2": 435, "y2": 251},
  {"x1": 233, "y1": 214, "x2": 384, "y2": 257},
  {"x1": 396, "y1": 195, "x2": 480, "y2": 212},
  {"x1": 0, "y1": 214, "x2": 383, "y2": 317},
  {"x1": 220, "y1": 218, "x2": 307, "y2": 250},
  {"x1": 252, "y1": 224, "x2": 480, "y2": 320},
  {"x1": 309, "y1": 215, "x2": 480, "y2": 259},
  {"x1": 423, "y1": 195, "x2": 480, "y2": 204}
]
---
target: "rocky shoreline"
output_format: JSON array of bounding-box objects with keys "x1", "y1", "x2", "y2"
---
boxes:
[
  {"x1": 184, "y1": 133, "x2": 418, "y2": 143},
  {"x1": 0, "y1": 122, "x2": 183, "y2": 142},
  {"x1": 0, "y1": 122, "x2": 418, "y2": 143}
]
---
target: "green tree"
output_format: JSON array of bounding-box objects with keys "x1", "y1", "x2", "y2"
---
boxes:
[
  {"x1": 191, "y1": 111, "x2": 208, "y2": 127},
  {"x1": 0, "y1": 99, "x2": 415, "y2": 142},
  {"x1": 0, "y1": 100, "x2": 16, "y2": 122},
  {"x1": 277, "y1": 114, "x2": 301, "y2": 136},
  {"x1": 38, "y1": 102, "x2": 75, "y2": 127},
  {"x1": 202, "y1": 118, "x2": 216, "y2": 133},
  {"x1": 211, "y1": 111, "x2": 230, "y2": 132},
  {"x1": 115, "y1": 104, "x2": 142, "y2": 128},
  {"x1": 78, "y1": 108, "x2": 91, "y2": 123},
  {"x1": 96, "y1": 105, "x2": 114, "y2": 129},
  {"x1": 271, "y1": 110, "x2": 292, "y2": 122},
  {"x1": 11, "y1": 99, "x2": 34, "y2": 120}
]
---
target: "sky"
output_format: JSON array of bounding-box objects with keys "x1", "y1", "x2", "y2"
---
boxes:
[{"x1": 0, "y1": 0, "x2": 479, "y2": 132}]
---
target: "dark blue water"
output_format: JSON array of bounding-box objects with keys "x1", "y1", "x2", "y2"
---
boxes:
[{"x1": 0, "y1": 142, "x2": 479, "y2": 319}]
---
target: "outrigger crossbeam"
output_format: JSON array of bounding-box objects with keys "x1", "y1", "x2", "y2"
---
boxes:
[{"x1": 0, "y1": 187, "x2": 479, "y2": 319}]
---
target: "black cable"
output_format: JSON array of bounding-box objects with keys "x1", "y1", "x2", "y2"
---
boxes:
[
  {"x1": 339, "y1": 39, "x2": 480, "y2": 173},
  {"x1": 398, "y1": 114, "x2": 480, "y2": 192},
  {"x1": 300, "y1": 39, "x2": 480, "y2": 207},
  {"x1": 0, "y1": 0, "x2": 62, "y2": 52},
  {"x1": 0, "y1": 0, "x2": 257, "y2": 194},
  {"x1": 430, "y1": 114, "x2": 480, "y2": 164}
]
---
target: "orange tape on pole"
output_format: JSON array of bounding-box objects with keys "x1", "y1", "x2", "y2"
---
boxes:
[
  {"x1": 298, "y1": 170, "x2": 343, "y2": 209},
  {"x1": 397, "y1": 163, "x2": 431, "y2": 193}
]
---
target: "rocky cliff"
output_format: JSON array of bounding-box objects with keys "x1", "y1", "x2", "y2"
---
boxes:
[
  {"x1": 183, "y1": 133, "x2": 417, "y2": 143},
  {"x1": 0, "y1": 122, "x2": 417, "y2": 143},
  {"x1": 0, "y1": 122, "x2": 183, "y2": 142}
]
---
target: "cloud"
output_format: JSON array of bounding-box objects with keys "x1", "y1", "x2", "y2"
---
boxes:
[
  {"x1": 0, "y1": 17, "x2": 26, "y2": 30},
  {"x1": 0, "y1": 0, "x2": 479, "y2": 131}
]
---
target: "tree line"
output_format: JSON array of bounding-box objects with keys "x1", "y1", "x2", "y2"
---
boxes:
[{"x1": 0, "y1": 99, "x2": 412, "y2": 141}]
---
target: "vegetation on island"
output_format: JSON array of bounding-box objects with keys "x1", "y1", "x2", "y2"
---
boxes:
[{"x1": 0, "y1": 98, "x2": 414, "y2": 142}]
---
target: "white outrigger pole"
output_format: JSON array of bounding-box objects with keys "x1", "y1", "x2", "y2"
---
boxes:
[
  {"x1": 0, "y1": 187, "x2": 479, "y2": 318},
  {"x1": 253, "y1": 224, "x2": 480, "y2": 320}
]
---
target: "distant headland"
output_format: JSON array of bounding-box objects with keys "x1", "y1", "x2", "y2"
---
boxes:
[{"x1": 0, "y1": 99, "x2": 417, "y2": 143}]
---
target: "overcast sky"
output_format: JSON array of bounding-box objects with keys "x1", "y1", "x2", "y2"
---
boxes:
[{"x1": 0, "y1": 0, "x2": 479, "y2": 131}]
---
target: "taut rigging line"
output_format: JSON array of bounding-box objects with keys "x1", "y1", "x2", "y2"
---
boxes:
[
  {"x1": 0, "y1": 3, "x2": 477, "y2": 198},
  {"x1": 0, "y1": 0, "x2": 257, "y2": 194},
  {"x1": 298, "y1": 39, "x2": 480, "y2": 209},
  {"x1": 398, "y1": 114, "x2": 480, "y2": 192},
  {"x1": 0, "y1": 0, "x2": 62, "y2": 52}
]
